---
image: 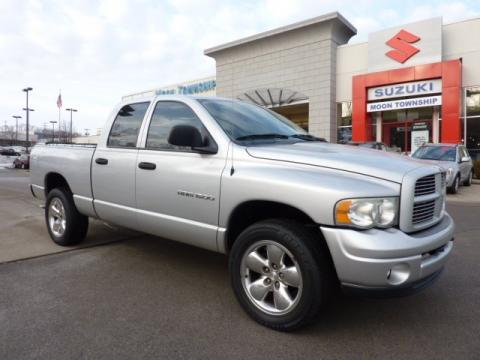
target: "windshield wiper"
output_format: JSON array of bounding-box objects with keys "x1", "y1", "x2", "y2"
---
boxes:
[
  {"x1": 235, "y1": 133, "x2": 289, "y2": 141},
  {"x1": 289, "y1": 134, "x2": 326, "y2": 142}
]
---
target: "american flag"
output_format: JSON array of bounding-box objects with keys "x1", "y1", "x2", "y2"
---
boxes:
[{"x1": 57, "y1": 93, "x2": 62, "y2": 108}]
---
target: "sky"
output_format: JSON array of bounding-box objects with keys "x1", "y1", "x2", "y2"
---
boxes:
[{"x1": 1, "y1": 0, "x2": 479, "y2": 133}]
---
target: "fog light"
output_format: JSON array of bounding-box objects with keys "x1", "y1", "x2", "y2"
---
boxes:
[{"x1": 386, "y1": 263, "x2": 410, "y2": 285}]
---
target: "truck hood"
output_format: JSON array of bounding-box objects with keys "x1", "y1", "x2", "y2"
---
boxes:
[{"x1": 246, "y1": 142, "x2": 437, "y2": 183}]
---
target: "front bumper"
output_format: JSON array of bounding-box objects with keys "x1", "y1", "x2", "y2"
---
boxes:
[{"x1": 320, "y1": 213, "x2": 454, "y2": 294}]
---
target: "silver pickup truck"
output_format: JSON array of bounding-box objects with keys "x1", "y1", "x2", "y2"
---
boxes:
[{"x1": 30, "y1": 96, "x2": 454, "y2": 331}]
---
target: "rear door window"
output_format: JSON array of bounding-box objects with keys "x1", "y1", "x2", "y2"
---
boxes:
[{"x1": 107, "y1": 102, "x2": 150, "y2": 148}]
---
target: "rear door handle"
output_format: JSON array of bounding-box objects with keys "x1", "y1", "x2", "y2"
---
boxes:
[
  {"x1": 138, "y1": 162, "x2": 156, "y2": 170},
  {"x1": 95, "y1": 158, "x2": 108, "y2": 165}
]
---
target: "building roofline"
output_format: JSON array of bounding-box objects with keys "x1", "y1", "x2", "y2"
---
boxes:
[
  {"x1": 122, "y1": 75, "x2": 216, "y2": 99},
  {"x1": 204, "y1": 11, "x2": 356, "y2": 55}
]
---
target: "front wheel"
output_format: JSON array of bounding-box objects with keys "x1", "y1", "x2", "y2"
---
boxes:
[
  {"x1": 45, "y1": 188, "x2": 89, "y2": 246},
  {"x1": 229, "y1": 219, "x2": 334, "y2": 331}
]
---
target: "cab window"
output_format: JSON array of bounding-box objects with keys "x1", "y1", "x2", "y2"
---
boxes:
[{"x1": 107, "y1": 102, "x2": 150, "y2": 148}]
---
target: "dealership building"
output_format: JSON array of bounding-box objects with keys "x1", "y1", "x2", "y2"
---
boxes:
[{"x1": 128, "y1": 12, "x2": 480, "y2": 157}]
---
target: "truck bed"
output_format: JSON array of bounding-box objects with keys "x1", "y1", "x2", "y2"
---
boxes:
[{"x1": 30, "y1": 143, "x2": 97, "y2": 202}]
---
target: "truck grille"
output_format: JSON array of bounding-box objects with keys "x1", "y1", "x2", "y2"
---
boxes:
[
  {"x1": 412, "y1": 199, "x2": 436, "y2": 224},
  {"x1": 414, "y1": 174, "x2": 436, "y2": 196},
  {"x1": 400, "y1": 171, "x2": 446, "y2": 233}
]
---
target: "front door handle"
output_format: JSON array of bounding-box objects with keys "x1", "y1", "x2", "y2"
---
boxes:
[
  {"x1": 138, "y1": 162, "x2": 156, "y2": 170},
  {"x1": 95, "y1": 158, "x2": 108, "y2": 165}
]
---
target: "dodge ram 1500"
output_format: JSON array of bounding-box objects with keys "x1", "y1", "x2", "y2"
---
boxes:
[{"x1": 30, "y1": 96, "x2": 454, "y2": 330}]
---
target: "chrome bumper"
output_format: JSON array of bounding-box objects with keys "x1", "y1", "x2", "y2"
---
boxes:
[{"x1": 321, "y1": 213, "x2": 454, "y2": 291}]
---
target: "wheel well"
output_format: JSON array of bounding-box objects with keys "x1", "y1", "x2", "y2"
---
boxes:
[
  {"x1": 44, "y1": 173, "x2": 71, "y2": 195},
  {"x1": 225, "y1": 201, "x2": 317, "y2": 252}
]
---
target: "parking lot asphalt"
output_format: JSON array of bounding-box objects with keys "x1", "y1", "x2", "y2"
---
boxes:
[{"x1": 1, "y1": 169, "x2": 479, "y2": 359}]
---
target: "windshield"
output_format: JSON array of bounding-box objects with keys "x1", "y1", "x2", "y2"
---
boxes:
[
  {"x1": 412, "y1": 145, "x2": 457, "y2": 161},
  {"x1": 198, "y1": 99, "x2": 309, "y2": 143}
]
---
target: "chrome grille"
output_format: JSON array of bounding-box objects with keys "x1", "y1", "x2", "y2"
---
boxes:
[
  {"x1": 412, "y1": 199, "x2": 436, "y2": 224},
  {"x1": 414, "y1": 174, "x2": 436, "y2": 196},
  {"x1": 400, "y1": 170, "x2": 445, "y2": 233}
]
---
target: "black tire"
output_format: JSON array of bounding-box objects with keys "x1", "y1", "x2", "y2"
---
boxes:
[
  {"x1": 463, "y1": 170, "x2": 473, "y2": 186},
  {"x1": 45, "y1": 188, "x2": 89, "y2": 246},
  {"x1": 229, "y1": 219, "x2": 334, "y2": 331},
  {"x1": 448, "y1": 175, "x2": 460, "y2": 194}
]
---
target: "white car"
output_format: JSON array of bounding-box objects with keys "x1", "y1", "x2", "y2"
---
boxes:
[{"x1": 412, "y1": 143, "x2": 474, "y2": 193}]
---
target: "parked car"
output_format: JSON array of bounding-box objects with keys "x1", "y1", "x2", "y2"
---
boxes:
[
  {"x1": 411, "y1": 143, "x2": 473, "y2": 194},
  {"x1": 13, "y1": 154, "x2": 30, "y2": 169},
  {"x1": 0, "y1": 148, "x2": 20, "y2": 156},
  {"x1": 347, "y1": 141, "x2": 388, "y2": 151},
  {"x1": 30, "y1": 96, "x2": 454, "y2": 331},
  {"x1": 10, "y1": 146, "x2": 27, "y2": 154}
]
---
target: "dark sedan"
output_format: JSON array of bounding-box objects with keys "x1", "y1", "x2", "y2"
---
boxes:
[
  {"x1": 0, "y1": 148, "x2": 21, "y2": 156},
  {"x1": 13, "y1": 154, "x2": 30, "y2": 169}
]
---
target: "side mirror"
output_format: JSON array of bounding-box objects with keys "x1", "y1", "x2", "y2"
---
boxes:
[
  {"x1": 168, "y1": 125, "x2": 217, "y2": 154},
  {"x1": 461, "y1": 156, "x2": 470, "y2": 163}
]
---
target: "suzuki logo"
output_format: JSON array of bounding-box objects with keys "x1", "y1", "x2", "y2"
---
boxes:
[{"x1": 386, "y1": 29, "x2": 420, "y2": 63}]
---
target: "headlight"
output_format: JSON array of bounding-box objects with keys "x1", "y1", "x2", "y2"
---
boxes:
[
  {"x1": 446, "y1": 168, "x2": 453, "y2": 182},
  {"x1": 335, "y1": 197, "x2": 399, "y2": 229}
]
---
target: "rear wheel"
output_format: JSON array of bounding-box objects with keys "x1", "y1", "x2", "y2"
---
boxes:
[
  {"x1": 229, "y1": 219, "x2": 334, "y2": 331},
  {"x1": 449, "y1": 174, "x2": 460, "y2": 194},
  {"x1": 463, "y1": 170, "x2": 473, "y2": 186},
  {"x1": 45, "y1": 188, "x2": 89, "y2": 246}
]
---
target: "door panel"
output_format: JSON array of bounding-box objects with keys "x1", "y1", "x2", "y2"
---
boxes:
[
  {"x1": 135, "y1": 100, "x2": 226, "y2": 251},
  {"x1": 91, "y1": 101, "x2": 150, "y2": 229},
  {"x1": 135, "y1": 150, "x2": 225, "y2": 251},
  {"x1": 92, "y1": 148, "x2": 139, "y2": 228}
]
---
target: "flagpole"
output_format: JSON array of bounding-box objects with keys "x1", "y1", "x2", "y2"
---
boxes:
[{"x1": 58, "y1": 90, "x2": 61, "y2": 142}]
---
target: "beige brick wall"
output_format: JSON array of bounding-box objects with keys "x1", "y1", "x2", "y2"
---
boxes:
[{"x1": 208, "y1": 21, "x2": 354, "y2": 141}]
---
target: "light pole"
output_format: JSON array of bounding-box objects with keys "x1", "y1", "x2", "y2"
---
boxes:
[
  {"x1": 22, "y1": 108, "x2": 34, "y2": 146},
  {"x1": 50, "y1": 120, "x2": 57, "y2": 143},
  {"x1": 22, "y1": 87, "x2": 33, "y2": 152},
  {"x1": 12, "y1": 115, "x2": 21, "y2": 144},
  {"x1": 65, "y1": 108, "x2": 77, "y2": 143}
]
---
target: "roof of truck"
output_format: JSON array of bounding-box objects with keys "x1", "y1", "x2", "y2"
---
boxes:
[{"x1": 120, "y1": 95, "x2": 236, "y2": 104}]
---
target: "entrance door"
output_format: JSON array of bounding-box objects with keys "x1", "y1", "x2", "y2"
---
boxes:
[{"x1": 383, "y1": 120, "x2": 432, "y2": 153}]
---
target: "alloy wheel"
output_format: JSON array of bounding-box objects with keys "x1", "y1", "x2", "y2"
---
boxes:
[
  {"x1": 48, "y1": 197, "x2": 66, "y2": 237},
  {"x1": 240, "y1": 240, "x2": 302, "y2": 316}
]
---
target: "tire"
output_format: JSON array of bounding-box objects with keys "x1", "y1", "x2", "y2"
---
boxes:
[
  {"x1": 229, "y1": 219, "x2": 334, "y2": 331},
  {"x1": 45, "y1": 188, "x2": 89, "y2": 246},
  {"x1": 463, "y1": 170, "x2": 473, "y2": 186},
  {"x1": 449, "y1": 175, "x2": 460, "y2": 194}
]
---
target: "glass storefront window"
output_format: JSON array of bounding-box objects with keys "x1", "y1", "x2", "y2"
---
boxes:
[
  {"x1": 337, "y1": 102, "x2": 352, "y2": 143},
  {"x1": 382, "y1": 107, "x2": 434, "y2": 123},
  {"x1": 466, "y1": 88, "x2": 480, "y2": 117},
  {"x1": 465, "y1": 87, "x2": 480, "y2": 160}
]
